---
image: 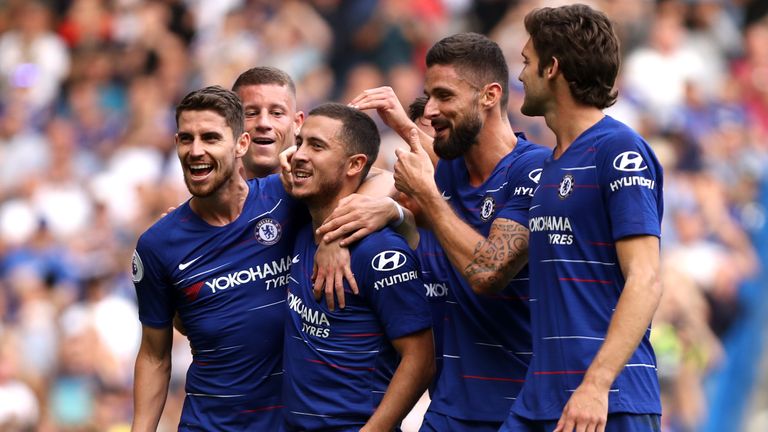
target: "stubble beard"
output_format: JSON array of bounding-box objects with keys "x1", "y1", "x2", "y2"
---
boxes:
[
  {"x1": 185, "y1": 161, "x2": 235, "y2": 198},
  {"x1": 433, "y1": 113, "x2": 482, "y2": 160}
]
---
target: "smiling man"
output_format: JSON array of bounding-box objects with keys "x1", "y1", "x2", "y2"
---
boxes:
[
  {"x1": 131, "y1": 86, "x2": 310, "y2": 431},
  {"x1": 346, "y1": 33, "x2": 550, "y2": 431},
  {"x1": 281, "y1": 103, "x2": 434, "y2": 431},
  {"x1": 232, "y1": 67, "x2": 305, "y2": 179}
]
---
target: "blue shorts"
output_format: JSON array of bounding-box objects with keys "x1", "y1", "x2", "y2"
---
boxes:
[
  {"x1": 498, "y1": 412, "x2": 661, "y2": 432},
  {"x1": 419, "y1": 409, "x2": 502, "y2": 432}
]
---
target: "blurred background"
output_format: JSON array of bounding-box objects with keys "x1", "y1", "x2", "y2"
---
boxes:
[{"x1": 0, "y1": 0, "x2": 766, "y2": 430}]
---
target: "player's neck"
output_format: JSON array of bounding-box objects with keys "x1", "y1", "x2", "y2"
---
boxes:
[
  {"x1": 189, "y1": 176, "x2": 249, "y2": 226},
  {"x1": 464, "y1": 114, "x2": 517, "y2": 187},
  {"x1": 308, "y1": 187, "x2": 356, "y2": 244},
  {"x1": 548, "y1": 103, "x2": 605, "y2": 160}
]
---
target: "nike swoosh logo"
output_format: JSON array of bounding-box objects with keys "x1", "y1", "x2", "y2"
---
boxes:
[
  {"x1": 441, "y1": 191, "x2": 452, "y2": 200},
  {"x1": 178, "y1": 255, "x2": 203, "y2": 271},
  {"x1": 291, "y1": 254, "x2": 300, "y2": 264}
]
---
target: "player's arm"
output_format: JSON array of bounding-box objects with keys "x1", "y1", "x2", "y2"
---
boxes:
[
  {"x1": 555, "y1": 235, "x2": 662, "y2": 432},
  {"x1": 132, "y1": 325, "x2": 173, "y2": 432},
  {"x1": 396, "y1": 129, "x2": 529, "y2": 294},
  {"x1": 349, "y1": 86, "x2": 438, "y2": 166},
  {"x1": 362, "y1": 329, "x2": 435, "y2": 432}
]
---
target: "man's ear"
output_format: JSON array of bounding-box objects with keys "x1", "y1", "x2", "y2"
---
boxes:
[
  {"x1": 481, "y1": 83, "x2": 503, "y2": 109},
  {"x1": 545, "y1": 57, "x2": 560, "y2": 79},
  {"x1": 294, "y1": 111, "x2": 305, "y2": 133},
  {"x1": 235, "y1": 132, "x2": 250, "y2": 157},
  {"x1": 346, "y1": 154, "x2": 368, "y2": 178}
]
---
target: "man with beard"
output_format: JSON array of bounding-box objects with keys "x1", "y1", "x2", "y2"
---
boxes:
[
  {"x1": 133, "y1": 86, "x2": 407, "y2": 431},
  {"x1": 503, "y1": 5, "x2": 663, "y2": 432},
  {"x1": 231, "y1": 66, "x2": 402, "y2": 300},
  {"x1": 281, "y1": 103, "x2": 434, "y2": 431},
  {"x1": 131, "y1": 86, "x2": 305, "y2": 431},
  {"x1": 341, "y1": 33, "x2": 550, "y2": 431}
]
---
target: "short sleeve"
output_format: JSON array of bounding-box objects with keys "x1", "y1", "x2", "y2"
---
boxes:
[
  {"x1": 354, "y1": 233, "x2": 432, "y2": 340},
  {"x1": 132, "y1": 236, "x2": 174, "y2": 328},
  {"x1": 596, "y1": 131, "x2": 663, "y2": 240}
]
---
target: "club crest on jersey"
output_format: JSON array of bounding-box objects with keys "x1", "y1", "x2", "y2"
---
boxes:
[
  {"x1": 559, "y1": 174, "x2": 574, "y2": 199},
  {"x1": 255, "y1": 218, "x2": 282, "y2": 245},
  {"x1": 480, "y1": 196, "x2": 495, "y2": 221},
  {"x1": 132, "y1": 250, "x2": 144, "y2": 282}
]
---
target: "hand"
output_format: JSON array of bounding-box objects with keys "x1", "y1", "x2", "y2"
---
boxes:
[
  {"x1": 554, "y1": 382, "x2": 608, "y2": 432},
  {"x1": 316, "y1": 194, "x2": 399, "y2": 246},
  {"x1": 160, "y1": 206, "x2": 177, "y2": 219},
  {"x1": 313, "y1": 240, "x2": 359, "y2": 311},
  {"x1": 349, "y1": 86, "x2": 415, "y2": 138},
  {"x1": 279, "y1": 145, "x2": 297, "y2": 192},
  {"x1": 394, "y1": 129, "x2": 437, "y2": 198}
]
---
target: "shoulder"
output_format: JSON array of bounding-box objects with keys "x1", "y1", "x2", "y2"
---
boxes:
[
  {"x1": 592, "y1": 117, "x2": 661, "y2": 171},
  {"x1": 592, "y1": 117, "x2": 649, "y2": 153},
  {"x1": 503, "y1": 137, "x2": 550, "y2": 181},
  {"x1": 349, "y1": 229, "x2": 414, "y2": 268},
  {"x1": 137, "y1": 202, "x2": 191, "y2": 249}
]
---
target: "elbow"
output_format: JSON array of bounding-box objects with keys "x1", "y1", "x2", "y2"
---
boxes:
[{"x1": 469, "y1": 277, "x2": 504, "y2": 296}]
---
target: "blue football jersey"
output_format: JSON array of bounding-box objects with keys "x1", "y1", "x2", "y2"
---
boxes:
[
  {"x1": 282, "y1": 226, "x2": 432, "y2": 431},
  {"x1": 415, "y1": 227, "x2": 451, "y2": 394},
  {"x1": 512, "y1": 116, "x2": 664, "y2": 420},
  {"x1": 426, "y1": 135, "x2": 550, "y2": 422},
  {"x1": 132, "y1": 175, "x2": 306, "y2": 430}
]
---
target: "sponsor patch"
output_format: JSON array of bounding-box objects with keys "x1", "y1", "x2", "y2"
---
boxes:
[
  {"x1": 132, "y1": 250, "x2": 144, "y2": 282},
  {"x1": 613, "y1": 151, "x2": 647, "y2": 172},
  {"x1": 371, "y1": 250, "x2": 407, "y2": 271},
  {"x1": 529, "y1": 168, "x2": 543, "y2": 184}
]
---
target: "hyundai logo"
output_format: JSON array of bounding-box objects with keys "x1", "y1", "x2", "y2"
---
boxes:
[
  {"x1": 371, "y1": 251, "x2": 407, "y2": 271},
  {"x1": 528, "y1": 168, "x2": 543, "y2": 184},
  {"x1": 613, "y1": 151, "x2": 647, "y2": 172}
]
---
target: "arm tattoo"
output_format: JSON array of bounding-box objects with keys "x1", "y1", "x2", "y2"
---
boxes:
[{"x1": 463, "y1": 219, "x2": 529, "y2": 292}]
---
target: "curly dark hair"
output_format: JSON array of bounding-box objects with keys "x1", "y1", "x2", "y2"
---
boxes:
[{"x1": 524, "y1": 4, "x2": 620, "y2": 108}]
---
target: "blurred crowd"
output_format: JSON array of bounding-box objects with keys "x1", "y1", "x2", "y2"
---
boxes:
[{"x1": 0, "y1": 0, "x2": 766, "y2": 431}]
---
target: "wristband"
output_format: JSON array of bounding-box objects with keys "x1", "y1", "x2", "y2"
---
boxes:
[{"x1": 388, "y1": 197, "x2": 405, "y2": 228}]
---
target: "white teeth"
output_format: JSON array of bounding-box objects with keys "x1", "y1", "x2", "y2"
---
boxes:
[
  {"x1": 294, "y1": 172, "x2": 311, "y2": 178},
  {"x1": 190, "y1": 164, "x2": 211, "y2": 170}
]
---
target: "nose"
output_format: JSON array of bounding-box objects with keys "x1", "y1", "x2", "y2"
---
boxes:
[
  {"x1": 189, "y1": 137, "x2": 206, "y2": 157},
  {"x1": 423, "y1": 97, "x2": 439, "y2": 120},
  {"x1": 254, "y1": 111, "x2": 272, "y2": 130},
  {"x1": 293, "y1": 142, "x2": 309, "y2": 163}
]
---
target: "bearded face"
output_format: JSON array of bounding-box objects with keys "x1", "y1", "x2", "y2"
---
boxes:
[{"x1": 432, "y1": 105, "x2": 482, "y2": 160}]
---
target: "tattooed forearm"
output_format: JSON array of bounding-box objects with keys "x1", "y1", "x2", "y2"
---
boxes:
[{"x1": 463, "y1": 220, "x2": 529, "y2": 294}]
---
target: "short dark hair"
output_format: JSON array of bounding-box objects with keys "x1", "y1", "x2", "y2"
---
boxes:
[
  {"x1": 307, "y1": 103, "x2": 380, "y2": 180},
  {"x1": 408, "y1": 95, "x2": 428, "y2": 122},
  {"x1": 524, "y1": 4, "x2": 620, "y2": 109},
  {"x1": 232, "y1": 66, "x2": 297, "y2": 97},
  {"x1": 175, "y1": 86, "x2": 244, "y2": 137},
  {"x1": 426, "y1": 33, "x2": 510, "y2": 108}
]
